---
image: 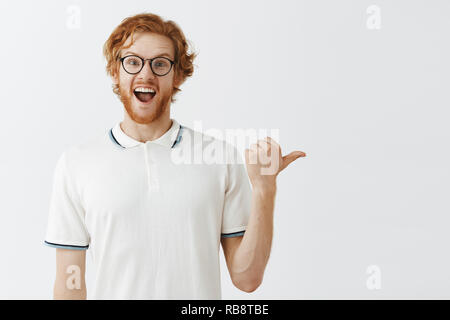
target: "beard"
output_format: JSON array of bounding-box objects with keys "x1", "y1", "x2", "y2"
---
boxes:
[{"x1": 118, "y1": 81, "x2": 173, "y2": 125}]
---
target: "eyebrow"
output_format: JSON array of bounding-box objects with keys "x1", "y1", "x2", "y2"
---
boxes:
[{"x1": 122, "y1": 51, "x2": 173, "y2": 59}]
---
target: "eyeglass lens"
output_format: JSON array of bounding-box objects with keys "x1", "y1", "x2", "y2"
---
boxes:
[{"x1": 123, "y1": 56, "x2": 171, "y2": 75}]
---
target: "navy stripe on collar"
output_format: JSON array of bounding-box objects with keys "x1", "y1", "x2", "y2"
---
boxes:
[
  {"x1": 109, "y1": 124, "x2": 183, "y2": 149},
  {"x1": 171, "y1": 125, "x2": 183, "y2": 148},
  {"x1": 109, "y1": 127, "x2": 125, "y2": 148}
]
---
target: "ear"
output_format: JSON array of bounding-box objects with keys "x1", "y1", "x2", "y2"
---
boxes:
[
  {"x1": 112, "y1": 70, "x2": 119, "y2": 87},
  {"x1": 111, "y1": 62, "x2": 120, "y2": 85},
  {"x1": 173, "y1": 72, "x2": 182, "y2": 88}
]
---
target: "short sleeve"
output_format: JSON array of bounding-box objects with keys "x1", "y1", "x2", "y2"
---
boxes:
[
  {"x1": 221, "y1": 145, "x2": 252, "y2": 238},
  {"x1": 44, "y1": 151, "x2": 90, "y2": 250}
]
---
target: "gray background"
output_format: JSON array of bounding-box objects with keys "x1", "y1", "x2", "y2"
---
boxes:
[{"x1": 0, "y1": 0, "x2": 449, "y2": 299}]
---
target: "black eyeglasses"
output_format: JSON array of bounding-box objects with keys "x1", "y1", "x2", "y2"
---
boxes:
[{"x1": 119, "y1": 55, "x2": 175, "y2": 76}]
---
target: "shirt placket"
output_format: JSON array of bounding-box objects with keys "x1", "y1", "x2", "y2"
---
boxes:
[{"x1": 143, "y1": 143, "x2": 160, "y2": 192}]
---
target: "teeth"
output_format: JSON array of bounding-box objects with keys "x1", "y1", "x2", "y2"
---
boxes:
[{"x1": 134, "y1": 87, "x2": 156, "y2": 93}]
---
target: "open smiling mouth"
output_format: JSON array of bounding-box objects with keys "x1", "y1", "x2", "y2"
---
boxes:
[{"x1": 133, "y1": 88, "x2": 156, "y2": 103}]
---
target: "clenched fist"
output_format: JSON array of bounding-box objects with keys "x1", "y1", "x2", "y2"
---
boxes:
[{"x1": 244, "y1": 137, "x2": 306, "y2": 190}]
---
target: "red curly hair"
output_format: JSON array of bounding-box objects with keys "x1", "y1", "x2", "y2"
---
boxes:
[{"x1": 103, "y1": 13, "x2": 198, "y2": 103}]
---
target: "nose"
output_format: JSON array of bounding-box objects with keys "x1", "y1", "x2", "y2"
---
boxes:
[{"x1": 137, "y1": 60, "x2": 156, "y2": 81}]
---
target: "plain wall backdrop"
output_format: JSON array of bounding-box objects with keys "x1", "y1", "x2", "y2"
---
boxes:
[{"x1": 0, "y1": 0, "x2": 449, "y2": 299}]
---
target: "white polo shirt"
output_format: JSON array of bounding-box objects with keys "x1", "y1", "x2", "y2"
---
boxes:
[{"x1": 44, "y1": 118, "x2": 252, "y2": 299}]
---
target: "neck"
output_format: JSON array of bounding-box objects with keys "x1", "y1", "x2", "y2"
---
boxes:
[{"x1": 120, "y1": 114, "x2": 173, "y2": 143}]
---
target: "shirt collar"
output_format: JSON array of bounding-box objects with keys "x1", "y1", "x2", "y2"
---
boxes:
[{"x1": 111, "y1": 119, "x2": 181, "y2": 149}]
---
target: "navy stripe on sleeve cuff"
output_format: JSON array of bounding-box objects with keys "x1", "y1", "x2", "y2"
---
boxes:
[
  {"x1": 221, "y1": 230, "x2": 245, "y2": 238},
  {"x1": 44, "y1": 241, "x2": 89, "y2": 250}
]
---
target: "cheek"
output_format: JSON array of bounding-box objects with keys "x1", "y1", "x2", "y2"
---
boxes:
[
  {"x1": 118, "y1": 74, "x2": 133, "y2": 91},
  {"x1": 162, "y1": 77, "x2": 175, "y2": 91}
]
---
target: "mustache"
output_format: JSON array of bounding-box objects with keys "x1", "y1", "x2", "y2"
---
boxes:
[{"x1": 132, "y1": 83, "x2": 158, "y2": 89}]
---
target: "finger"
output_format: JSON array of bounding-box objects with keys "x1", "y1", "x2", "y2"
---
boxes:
[
  {"x1": 257, "y1": 139, "x2": 270, "y2": 153},
  {"x1": 246, "y1": 145, "x2": 259, "y2": 164},
  {"x1": 256, "y1": 140, "x2": 273, "y2": 165},
  {"x1": 249, "y1": 143, "x2": 259, "y2": 152},
  {"x1": 281, "y1": 151, "x2": 306, "y2": 170},
  {"x1": 265, "y1": 136, "x2": 276, "y2": 145},
  {"x1": 264, "y1": 136, "x2": 280, "y2": 150},
  {"x1": 291, "y1": 151, "x2": 306, "y2": 157}
]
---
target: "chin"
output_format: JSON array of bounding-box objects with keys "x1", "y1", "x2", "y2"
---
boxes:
[
  {"x1": 126, "y1": 99, "x2": 167, "y2": 124},
  {"x1": 119, "y1": 86, "x2": 172, "y2": 125}
]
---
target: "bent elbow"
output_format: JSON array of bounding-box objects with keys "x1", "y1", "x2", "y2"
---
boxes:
[
  {"x1": 233, "y1": 276, "x2": 262, "y2": 293},
  {"x1": 240, "y1": 281, "x2": 261, "y2": 293}
]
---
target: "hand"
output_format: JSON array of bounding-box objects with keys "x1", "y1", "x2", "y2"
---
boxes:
[{"x1": 244, "y1": 137, "x2": 306, "y2": 190}]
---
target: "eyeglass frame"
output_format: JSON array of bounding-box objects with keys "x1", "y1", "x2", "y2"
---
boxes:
[{"x1": 118, "y1": 55, "x2": 175, "y2": 76}]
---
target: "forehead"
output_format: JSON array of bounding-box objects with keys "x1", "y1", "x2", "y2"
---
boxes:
[{"x1": 121, "y1": 32, "x2": 174, "y2": 58}]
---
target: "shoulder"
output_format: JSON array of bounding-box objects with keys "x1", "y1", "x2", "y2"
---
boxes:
[
  {"x1": 180, "y1": 124, "x2": 244, "y2": 165},
  {"x1": 57, "y1": 129, "x2": 112, "y2": 171}
]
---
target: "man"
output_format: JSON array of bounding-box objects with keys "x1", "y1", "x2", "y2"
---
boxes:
[{"x1": 44, "y1": 13, "x2": 306, "y2": 299}]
